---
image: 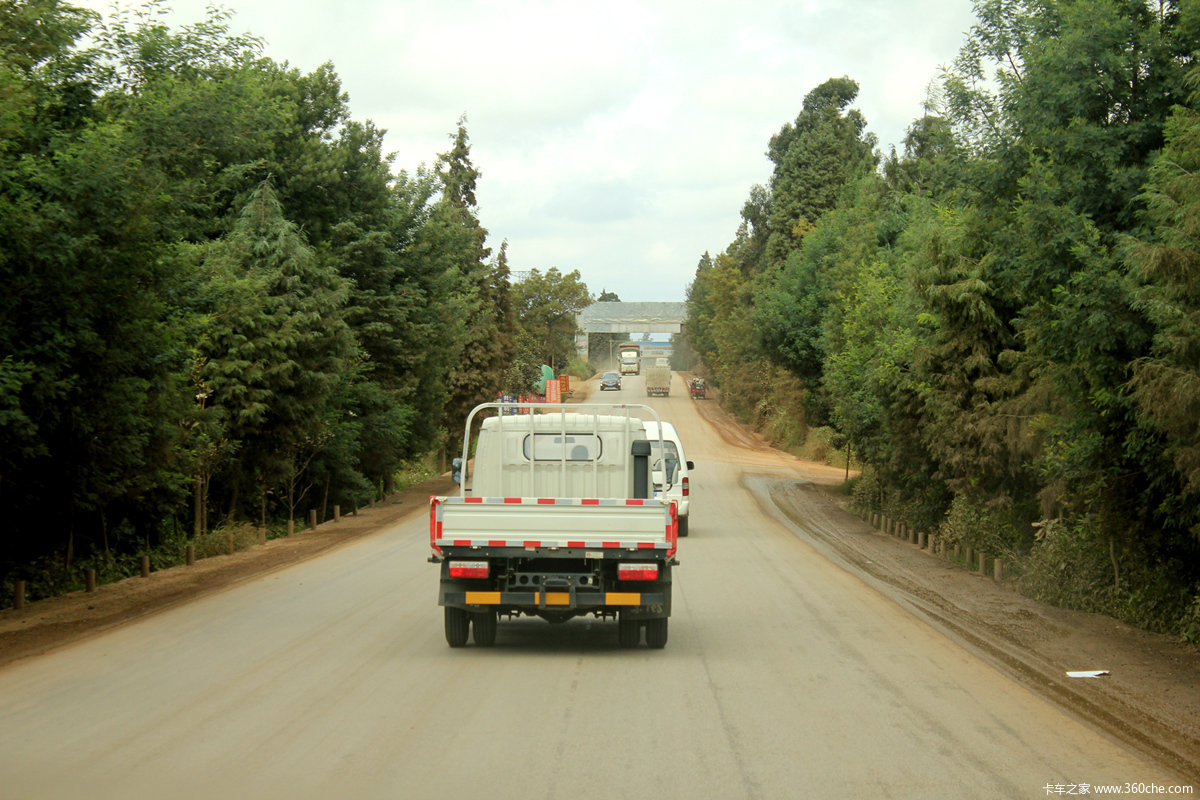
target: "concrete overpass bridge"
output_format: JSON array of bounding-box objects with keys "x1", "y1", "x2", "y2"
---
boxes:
[{"x1": 575, "y1": 301, "x2": 687, "y2": 361}]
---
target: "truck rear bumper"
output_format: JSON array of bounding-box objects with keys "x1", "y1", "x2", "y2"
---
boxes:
[{"x1": 443, "y1": 590, "x2": 666, "y2": 608}]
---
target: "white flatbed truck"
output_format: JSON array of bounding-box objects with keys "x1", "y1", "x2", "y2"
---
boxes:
[{"x1": 430, "y1": 403, "x2": 679, "y2": 648}]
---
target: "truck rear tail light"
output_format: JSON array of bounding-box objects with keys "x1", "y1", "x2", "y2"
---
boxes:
[
  {"x1": 682, "y1": 476, "x2": 689, "y2": 497},
  {"x1": 449, "y1": 560, "x2": 490, "y2": 579},
  {"x1": 618, "y1": 563, "x2": 659, "y2": 581}
]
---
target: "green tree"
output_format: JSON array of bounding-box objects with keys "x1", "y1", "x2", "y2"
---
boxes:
[
  {"x1": 1128, "y1": 64, "x2": 1200, "y2": 495},
  {"x1": 436, "y1": 118, "x2": 515, "y2": 437},
  {"x1": 763, "y1": 76, "x2": 878, "y2": 271},
  {"x1": 0, "y1": 0, "x2": 197, "y2": 565},
  {"x1": 754, "y1": 78, "x2": 880, "y2": 388},
  {"x1": 512, "y1": 268, "x2": 592, "y2": 372},
  {"x1": 198, "y1": 179, "x2": 355, "y2": 525}
]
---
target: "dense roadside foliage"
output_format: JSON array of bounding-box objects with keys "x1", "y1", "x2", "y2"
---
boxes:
[
  {"x1": 0, "y1": 1, "x2": 555, "y2": 600},
  {"x1": 687, "y1": 0, "x2": 1200, "y2": 638}
]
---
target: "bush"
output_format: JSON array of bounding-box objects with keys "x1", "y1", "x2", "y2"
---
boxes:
[
  {"x1": 746, "y1": 365, "x2": 809, "y2": 452},
  {"x1": 191, "y1": 523, "x2": 263, "y2": 559},
  {"x1": 800, "y1": 426, "x2": 839, "y2": 465},
  {"x1": 850, "y1": 465, "x2": 883, "y2": 513},
  {"x1": 1181, "y1": 594, "x2": 1200, "y2": 644},
  {"x1": 393, "y1": 450, "x2": 441, "y2": 490},
  {"x1": 1015, "y1": 517, "x2": 1195, "y2": 635},
  {"x1": 566, "y1": 358, "x2": 595, "y2": 381},
  {"x1": 937, "y1": 495, "x2": 1027, "y2": 557}
]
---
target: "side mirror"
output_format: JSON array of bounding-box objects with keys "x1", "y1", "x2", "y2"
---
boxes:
[
  {"x1": 452, "y1": 457, "x2": 465, "y2": 485},
  {"x1": 687, "y1": 461, "x2": 695, "y2": 470}
]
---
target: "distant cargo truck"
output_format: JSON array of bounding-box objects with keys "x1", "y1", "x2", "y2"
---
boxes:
[
  {"x1": 618, "y1": 343, "x2": 641, "y2": 375},
  {"x1": 645, "y1": 364, "x2": 671, "y2": 397}
]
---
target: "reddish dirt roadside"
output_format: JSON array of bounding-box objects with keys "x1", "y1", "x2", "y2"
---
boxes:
[{"x1": 0, "y1": 474, "x2": 457, "y2": 670}]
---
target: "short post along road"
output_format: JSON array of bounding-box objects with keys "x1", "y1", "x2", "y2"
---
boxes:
[{"x1": 0, "y1": 372, "x2": 1193, "y2": 798}]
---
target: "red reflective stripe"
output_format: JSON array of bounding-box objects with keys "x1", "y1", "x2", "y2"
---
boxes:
[
  {"x1": 453, "y1": 539, "x2": 471, "y2": 546},
  {"x1": 568, "y1": 541, "x2": 585, "y2": 548},
  {"x1": 504, "y1": 497, "x2": 522, "y2": 503},
  {"x1": 429, "y1": 496, "x2": 442, "y2": 554},
  {"x1": 464, "y1": 497, "x2": 482, "y2": 503},
  {"x1": 603, "y1": 541, "x2": 620, "y2": 548},
  {"x1": 524, "y1": 541, "x2": 541, "y2": 548},
  {"x1": 625, "y1": 499, "x2": 644, "y2": 506},
  {"x1": 581, "y1": 498, "x2": 599, "y2": 505},
  {"x1": 637, "y1": 542, "x2": 655, "y2": 549},
  {"x1": 668, "y1": 501, "x2": 678, "y2": 557},
  {"x1": 537, "y1": 498, "x2": 555, "y2": 504},
  {"x1": 488, "y1": 540, "x2": 506, "y2": 547}
]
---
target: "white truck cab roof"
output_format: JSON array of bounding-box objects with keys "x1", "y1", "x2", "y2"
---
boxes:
[{"x1": 468, "y1": 409, "x2": 663, "y2": 499}]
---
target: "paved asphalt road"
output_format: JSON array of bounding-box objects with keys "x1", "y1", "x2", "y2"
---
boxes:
[{"x1": 0, "y1": 373, "x2": 1171, "y2": 799}]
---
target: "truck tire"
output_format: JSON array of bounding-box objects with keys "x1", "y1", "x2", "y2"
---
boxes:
[
  {"x1": 445, "y1": 607, "x2": 470, "y2": 647},
  {"x1": 617, "y1": 614, "x2": 640, "y2": 648},
  {"x1": 472, "y1": 610, "x2": 497, "y2": 646},
  {"x1": 678, "y1": 515, "x2": 689, "y2": 537},
  {"x1": 645, "y1": 617, "x2": 668, "y2": 649}
]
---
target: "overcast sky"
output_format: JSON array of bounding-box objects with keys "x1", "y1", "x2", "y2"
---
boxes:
[{"x1": 77, "y1": 0, "x2": 980, "y2": 302}]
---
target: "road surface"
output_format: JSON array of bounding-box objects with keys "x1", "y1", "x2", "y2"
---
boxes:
[{"x1": 0, "y1": 372, "x2": 1184, "y2": 799}]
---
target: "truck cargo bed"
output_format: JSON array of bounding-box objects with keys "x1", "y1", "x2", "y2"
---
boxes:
[{"x1": 431, "y1": 496, "x2": 677, "y2": 555}]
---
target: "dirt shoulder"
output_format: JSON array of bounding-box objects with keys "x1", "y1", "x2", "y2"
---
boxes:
[
  {"x1": 0, "y1": 474, "x2": 457, "y2": 671},
  {"x1": 755, "y1": 478, "x2": 1200, "y2": 782}
]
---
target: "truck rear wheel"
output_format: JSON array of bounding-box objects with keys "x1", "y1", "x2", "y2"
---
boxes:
[
  {"x1": 445, "y1": 607, "x2": 469, "y2": 647},
  {"x1": 472, "y1": 610, "x2": 497, "y2": 646},
  {"x1": 617, "y1": 614, "x2": 640, "y2": 648},
  {"x1": 645, "y1": 617, "x2": 668, "y2": 649}
]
